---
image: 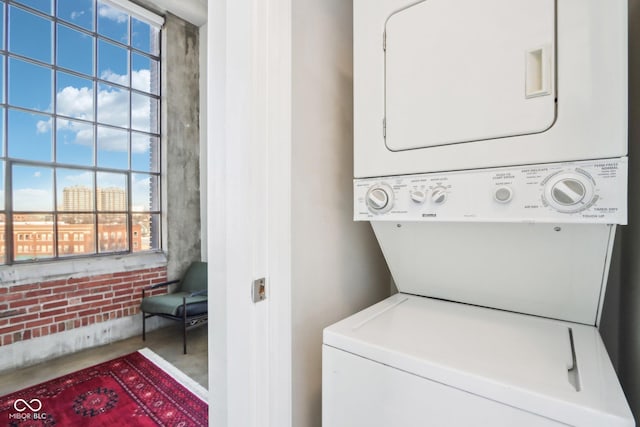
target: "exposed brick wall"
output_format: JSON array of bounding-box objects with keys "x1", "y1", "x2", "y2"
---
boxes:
[{"x1": 0, "y1": 266, "x2": 168, "y2": 347}]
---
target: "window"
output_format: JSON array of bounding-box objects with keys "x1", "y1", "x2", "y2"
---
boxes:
[{"x1": 0, "y1": 0, "x2": 162, "y2": 264}]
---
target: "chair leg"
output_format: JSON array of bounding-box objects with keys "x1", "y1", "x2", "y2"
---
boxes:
[
  {"x1": 142, "y1": 312, "x2": 146, "y2": 341},
  {"x1": 183, "y1": 297, "x2": 187, "y2": 354}
]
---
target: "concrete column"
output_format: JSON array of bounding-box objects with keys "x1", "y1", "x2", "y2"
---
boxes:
[{"x1": 163, "y1": 13, "x2": 202, "y2": 279}]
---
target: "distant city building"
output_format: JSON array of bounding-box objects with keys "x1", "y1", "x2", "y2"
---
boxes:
[
  {"x1": 62, "y1": 186, "x2": 127, "y2": 212},
  {"x1": 0, "y1": 221, "x2": 143, "y2": 261},
  {"x1": 63, "y1": 186, "x2": 93, "y2": 211},
  {"x1": 98, "y1": 187, "x2": 127, "y2": 211}
]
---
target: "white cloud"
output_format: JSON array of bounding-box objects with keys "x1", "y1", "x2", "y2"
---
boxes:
[
  {"x1": 36, "y1": 118, "x2": 52, "y2": 134},
  {"x1": 34, "y1": 70, "x2": 155, "y2": 157},
  {"x1": 60, "y1": 171, "x2": 93, "y2": 185},
  {"x1": 13, "y1": 189, "x2": 53, "y2": 211},
  {"x1": 98, "y1": 4, "x2": 128, "y2": 24},
  {"x1": 56, "y1": 119, "x2": 93, "y2": 146},
  {"x1": 70, "y1": 11, "x2": 85, "y2": 20},
  {"x1": 96, "y1": 85, "x2": 129, "y2": 127},
  {"x1": 131, "y1": 174, "x2": 152, "y2": 211},
  {"x1": 97, "y1": 126, "x2": 127, "y2": 152},
  {"x1": 33, "y1": 172, "x2": 41, "y2": 178},
  {"x1": 100, "y1": 70, "x2": 128, "y2": 86},
  {"x1": 97, "y1": 172, "x2": 126, "y2": 188},
  {"x1": 57, "y1": 86, "x2": 94, "y2": 120},
  {"x1": 132, "y1": 69, "x2": 151, "y2": 92}
]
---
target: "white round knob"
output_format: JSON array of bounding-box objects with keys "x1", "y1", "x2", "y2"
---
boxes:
[
  {"x1": 494, "y1": 186, "x2": 513, "y2": 203},
  {"x1": 551, "y1": 179, "x2": 586, "y2": 206},
  {"x1": 410, "y1": 189, "x2": 427, "y2": 204},
  {"x1": 431, "y1": 187, "x2": 447, "y2": 204},
  {"x1": 543, "y1": 171, "x2": 595, "y2": 213},
  {"x1": 365, "y1": 184, "x2": 394, "y2": 214}
]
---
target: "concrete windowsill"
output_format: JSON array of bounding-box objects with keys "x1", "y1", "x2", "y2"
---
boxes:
[{"x1": 0, "y1": 251, "x2": 168, "y2": 287}]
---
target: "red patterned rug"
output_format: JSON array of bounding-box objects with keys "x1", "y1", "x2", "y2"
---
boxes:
[{"x1": 0, "y1": 349, "x2": 208, "y2": 426}]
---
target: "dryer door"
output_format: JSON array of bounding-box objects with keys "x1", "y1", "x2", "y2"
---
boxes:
[{"x1": 385, "y1": 0, "x2": 556, "y2": 151}]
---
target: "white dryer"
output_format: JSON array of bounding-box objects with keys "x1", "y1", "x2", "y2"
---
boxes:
[{"x1": 323, "y1": 0, "x2": 634, "y2": 425}]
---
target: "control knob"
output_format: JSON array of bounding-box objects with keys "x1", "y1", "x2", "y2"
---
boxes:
[
  {"x1": 543, "y1": 172, "x2": 595, "y2": 213},
  {"x1": 431, "y1": 187, "x2": 447, "y2": 204},
  {"x1": 365, "y1": 183, "x2": 394, "y2": 214},
  {"x1": 410, "y1": 189, "x2": 427, "y2": 204},
  {"x1": 551, "y1": 179, "x2": 586, "y2": 205}
]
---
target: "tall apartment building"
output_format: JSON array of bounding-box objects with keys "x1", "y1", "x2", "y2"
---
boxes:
[
  {"x1": 97, "y1": 187, "x2": 127, "y2": 211},
  {"x1": 62, "y1": 186, "x2": 93, "y2": 211},
  {"x1": 63, "y1": 186, "x2": 127, "y2": 211}
]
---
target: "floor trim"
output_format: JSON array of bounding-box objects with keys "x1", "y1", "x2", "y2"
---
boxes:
[{"x1": 138, "y1": 347, "x2": 209, "y2": 402}]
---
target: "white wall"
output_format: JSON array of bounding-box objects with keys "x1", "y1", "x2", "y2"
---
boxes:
[{"x1": 291, "y1": 1, "x2": 391, "y2": 426}]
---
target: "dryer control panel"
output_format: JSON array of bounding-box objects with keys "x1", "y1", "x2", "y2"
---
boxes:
[{"x1": 354, "y1": 158, "x2": 627, "y2": 224}]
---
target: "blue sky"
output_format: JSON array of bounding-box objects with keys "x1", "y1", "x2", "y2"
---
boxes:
[{"x1": 0, "y1": 0, "x2": 160, "y2": 213}]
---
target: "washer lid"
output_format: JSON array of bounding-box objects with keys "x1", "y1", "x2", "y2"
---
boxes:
[
  {"x1": 324, "y1": 294, "x2": 634, "y2": 426},
  {"x1": 385, "y1": 0, "x2": 556, "y2": 151}
]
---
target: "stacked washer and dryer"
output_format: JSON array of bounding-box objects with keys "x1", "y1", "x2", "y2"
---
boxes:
[{"x1": 322, "y1": 0, "x2": 635, "y2": 426}]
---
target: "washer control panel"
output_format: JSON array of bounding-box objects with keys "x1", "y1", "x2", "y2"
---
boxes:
[{"x1": 354, "y1": 158, "x2": 627, "y2": 224}]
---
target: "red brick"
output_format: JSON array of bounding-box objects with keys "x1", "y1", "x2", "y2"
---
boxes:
[
  {"x1": 41, "y1": 280, "x2": 67, "y2": 288},
  {"x1": 67, "y1": 290, "x2": 90, "y2": 298},
  {"x1": 50, "y1": 285, "x2": 77, "y2": 294},
  {"x1": 112, "y1": 296, "x2": 132, "y2": 304},
  {"x1": 54, "y1": 313, "x2": 77, "y2": 322},
  {"x1": 3, "y1": 335, "x2": 12, "y2": 345},
  {"x1": 78, "y1": 279, "x2": 114, "y2": 289},
  {"x1": 78, "y1": 308, "x2": 101, "y2": 317},
  {"x1": 114, "y1": 289, "x2": 134, "y2": 298},
  {"x1": 0, "y1": 287, "x2": 7, "y2": 295},
  {"x1": 32, "y1": 329, "x2": 41, "y2": 338},
  {"x1": 23, "y1": 330, "x2": 31, "y2": 340},
  {"x1": 9, "y1": 298, "x2": 40, "y2": 309},
  {"x1": 89, "y1": 286, "x2": 111, "y2": 294},
  {"x1": 10, "y1": 313, "x2": 38, "y2": 324},
  {"x1": 39, "y1": 308, "x2": 67, "y2": 318},
  {"x1": 26, "y1": 318, "x2": 53, "y2": 328},
  {"x1": 24, "y1": 289, "x2": 53, "y2": 298},
  {"x1": 39, "y1": 295, "x2": 64, "y2": 304},
  {"x1": 114, "y1": 271, "x2": 136, "y2": 278},
  {"x1": 0, "y1": 319, "x2": 7, "y2": 327},
  {"x1": 0, "y1": 324, "x2": 24, "y2": 335},
  {"x1": 1, "y1": 293, "x2": 26, "y2": 302},
  {"x1": 92, "y1": 273, "x2": 114, "y2": 281},
  {"x1": 9, "y1": 283, "x2": 40, "y2": 293},
  {"x1": 81, "y1": 295, "x2": 104, "y2": 303},
  {"x1": 112, "y1": 283, "x2": 133, "y2": 291},
  {"x1": 50, "y1": 324, "x2": 58, "y2": 334},
  {"x1": 90, "y1": 300, "x2": 112, "y2": 309},
  {"x1": 42, "y1": 301, "x2": 68, "y2": 310},
  {"x1": 40, "y1": 326, "x2": 49, "y2": 336},
  {"x1": 100, "y1": 304, "x2": 122, "y2": 312},
  {"x1": 133, "y1": 280, "x2": 151, "y2": 288}
]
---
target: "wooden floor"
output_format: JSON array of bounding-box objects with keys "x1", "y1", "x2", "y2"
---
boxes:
[{"x1": 0, "y1": 324, "x2": 208, "y2": 397}]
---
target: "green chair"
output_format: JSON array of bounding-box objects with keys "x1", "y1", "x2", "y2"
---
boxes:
[{"x1": 141, "y1": 261, "x2": 208, "y2": 354}]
